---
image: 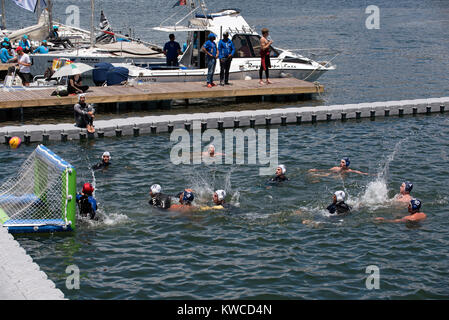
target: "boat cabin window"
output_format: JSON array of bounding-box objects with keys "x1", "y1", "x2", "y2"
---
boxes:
[{"x1": 232, "y1": 35, "x2": 279, "y2": 58}]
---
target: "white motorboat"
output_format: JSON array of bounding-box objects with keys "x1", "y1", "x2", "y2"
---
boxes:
[{"x1": 113, "y1": 2, "x2": 335, "y2": 84}]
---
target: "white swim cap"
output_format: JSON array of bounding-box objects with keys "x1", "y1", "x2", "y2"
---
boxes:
[
  {"x1": 215, "y1": 190, "x2": 226, "y2": 201},
  {"x1": 150, "y1": 184, "x2": 161, "y2": 194},
  {"x1": 102, "y1": 151, "x2": 111, "y2": 159},
  {"x1": 209, "y1": 144, "x2": 215, "y2": 152},
  {"x1": 78, "y1": 93, "x2": 86, "y2": 101},
  {"x1": 334, "y1": 190, "x2": 346, "y2": 202},
  {"x1": 278, "y1": 164, "x2": 286, "y2": 174}
]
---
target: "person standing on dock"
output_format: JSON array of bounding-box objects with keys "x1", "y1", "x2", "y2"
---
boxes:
[
  {"x1": 163, "y1": 34, "x2": 182, "y2": 67},
  {"x1": 218, "y1": 32, "x2": 235, "y2": 86},
  {"x1": 201, "y1": 33, "x2": 218, "y2": 88},
  {"x1": 74, "y1": 94, "x2": 95, "y2": 133},
  {"x1": 9, "y1": 47, "x2": 32, "y2": 86},
  {"x1": 259, "y1": 28, "x2": 273, "y2": 85}
]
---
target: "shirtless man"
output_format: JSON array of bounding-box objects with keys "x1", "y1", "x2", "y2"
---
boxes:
[
  {"x1": 376, "y1": 199, "x2": 426, "y2": 223},
  {"x1": 393, "y1": 181, "x2": 413, "y2": 203},
  {"x1": 309, "y1": 157, "x2": 369, "y2": 177}
]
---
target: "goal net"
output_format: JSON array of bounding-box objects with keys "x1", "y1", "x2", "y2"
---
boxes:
[{"x1": 0, "y1": 145, "x2": 77, "y2": 234}]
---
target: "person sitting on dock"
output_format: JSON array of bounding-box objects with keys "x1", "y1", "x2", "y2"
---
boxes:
[
  {"x1": 74, "y1": 94, "x2": 95, "y2": 133},
  {"x1": 68, "y1": 73, "x2": 89, "y2": 94},
  {"x1": 47, "y1": 25, "x2": 74, "y2": 49},
  {"x1": 148, "y1": 184, "x2": 171, "y2": 210},
  {"x1": 92, "y1": 152, "x2": 111, "y2": 170},
  {"x1": 201, "y1": 33, "x2": 218, "y2": 88},
  {"x1": 269, "y1": 165, "x2": 289, "y2": 183},
  {"x1": 163, "y1": 34, "x2": 182, "y2": 67},
  {"x1": 76, "y1": 183, "x2": 98, "y2": 220},
  {"x1": 393, "y1": 181, "x2": 413, "y2": 204},
  {"x1": 18, "y1": 35, "x2": 32, "y2": 53},
  {"x1": 0, "y1": 42, "x2": 13, "y2": 63},
  {"x1": 2, "y1": 37, "x2": 12, "y2": 50},
  {"x1": 327, "y1": 191, "x2": 351, "y2": 216},
  {"x1": 376, "y1": 199, "x2": 426, "y2": 223},
  {"x1": 169, "y1": 189, "x2": 195, "y2": 212},
  {"x1": 33, "y1": 40, "x2": 49, "y2": 54}
]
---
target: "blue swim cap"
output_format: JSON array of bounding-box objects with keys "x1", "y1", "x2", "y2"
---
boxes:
[
  {"x1": 404, "y1": 181, "x2": 413, "y2": 193},
  {"x1": 53, "y1": 25, "x2": 59, "y2": 30},
  {"x1": 208, "y1": 33, "x2": 216, "y2": 39},
  {"x1": 182, "y1": 191, "x2": 195, "y2": 204},
  {"x1": 342, "y1": 157, "x2": 350, "y2": 167},
  {"x1": 1, "y1": 42, "x2": 7, "y2": 47},
  {"x1": 4, "y1": 37, "x2": 9, "y2": 42},
  {"x1": 410, "y1": 199, "x2": 421, "y2": 211},
  {"x1": 23, "y1": 35, "x2": 28, "y2": 39}
]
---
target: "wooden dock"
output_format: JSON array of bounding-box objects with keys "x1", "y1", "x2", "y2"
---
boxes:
[
  {"x1": 0, "y1": 78, "x2": 323, "y2": 110},
  {"x1": 0, "y1": 63, "x2": 15, "y2": 72}
]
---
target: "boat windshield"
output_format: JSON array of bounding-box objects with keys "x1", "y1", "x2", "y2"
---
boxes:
[{"x1": 232, "y1": 34, "x2": 279, "y2": 58}]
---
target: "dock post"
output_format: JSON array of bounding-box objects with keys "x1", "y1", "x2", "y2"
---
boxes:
[
  {"x1": 426, "y1": 106, "x2": 432, "y2": 114},
  {"x1": 440, "y1": 105, "x2": 445, "y2": 113},
  {"x1": 384, "y1": 109, "x2": 390, "y2": 117},
  {"x1": 398, "y1": 108, "x2": 404, "y2": 117},
  {"x1": 265, "y1": 116, "x2": 271, "y2": 126},
  {"x1": 151, "y1": 123, "x2": 157, "y2": 134},
  {"x1": 20, "y1": 108, "x2": 24, "y2": 123},
  {"x1": 412, "y1": 107, "x2": 418, "y2": 116},
  {"x1": 79, "y1": 130, "x2": 87, "y2": 141},
  {"x1": 201, "y1": 121, "x2": 208, "y2": 132},
  {"x1": 370, "y1": 110, "x2": 376, "y2": 120},
  {"x1": 296, "y1": 114, "x2": 302, "y2": 125},
  {"x1": 61, "y1": 131, "x2": 68, "y2": 142},
  {"x1": 250, "y1": 118, "x2": 255, "y2": 128},
  {"x1": 4, "y1": 132, "x2": 11, "y2": 145},
  {"x1": 115, "y1": 126, "x2": 122, "y2": 137},
  {"x1": 281, "y1": 115, "x2": 287, "y2": 126},
  {"x1": 326, "y1": 113, "x2": 332, "y2": 122},
  {"x1": 24, "y1": 131, "x2": 31, "y2": 144},
  {"x1": 234, "y1": 118, "x2": 240, "y2": 128},
  {"x1": 97, "y1": 130, "x2": 104, "y2": 138},
  {"x1": 341, "y1": 112, "x2": 347, "y2": 122},
  {"x1": 311, "y1": 114, "x2": 317, "y2": 124},
  {"x1": 42, "y1": 131, "x2": 49, "y2": 144},
  {"x1": 217, "y1": 120, "x2": 224, "y2": 130},
  {"x1": 134, "y1": 125, "x2": 140, "y2": 137},
  {"x1": 168, "y1": 122, "x2": 174, "y2": 133},
  {"x1": 184, "y1": 122, "x2": 191, "y2": 131},
  {"x1": 356, "y1": 111, "x2": 361, "y2": 119}
]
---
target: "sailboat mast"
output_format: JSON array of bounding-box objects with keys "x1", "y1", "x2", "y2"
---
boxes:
[
  {"x1": 47, "y1": 0, "x2": 53, "y2": 34},
  {"x1": 36, "y1": 0, "x2": 41, "y2": 23},
  {"x1": 90, "y1": 0, "x2": 95, "y2": 47},
  {"x1": 1, "y1": 0, "x2": 6, "y2": 30}
]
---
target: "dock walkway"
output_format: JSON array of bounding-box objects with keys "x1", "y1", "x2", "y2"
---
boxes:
[
  {"x1": 0, "y1": 226, "x2": 65, "y2": 300},
  {"x1": 0, "y1": 78, "x2": 323, "y2": 109}
]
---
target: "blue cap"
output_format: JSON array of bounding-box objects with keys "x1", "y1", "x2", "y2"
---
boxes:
[
  {"x1": 1, "y1": 42, "x2": 7, "y2": 47},
  {"x1": 404, "y1": 181, "x2": 413, "y2": 193},
  {"x1": 42, "y1": 40, "x2": 47, "y2": 43},
  {"x1": 3, "y1": 37, "x2": 9, "y2": 42},
  {"x1": 23, "y1": 35, "x2": 28, "y2": 39},
  {"x1": 410, "y1": 199, "x2": 421, "y2": 211},
  {"x1": 208, "y1": 33, "x2": 216, "y2": 39},
  {"x1": 342, "y1": 157, "x2": 350, "y2": 167},
  {"x1": 53, "y1": 25, "x2": 59, "y2": 30},
  {"x1": 182, "y1": 191, "x2": 195, "y2": 204}
]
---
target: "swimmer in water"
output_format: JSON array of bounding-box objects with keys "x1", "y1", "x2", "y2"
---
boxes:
[
  {"x1": 92, "y1": 152, "x2": 111, "y2": 170},
  {"x1": 76, "y1": 183, "x2": 98, "y2": 220},
  {"x1": 309, "y1": 157, "x2": 369, "y2": 176},
  {"x1": 269, "y1": 165, "x2": 289, "y2": 183},
  {"x1": 393, "y1": 181, "x2": 413, "y2": 203},
  {"x1": 199, "y1": 190, "x2": 231, "y2": 211},
  {"x1": 202, "y1": 144, "x2": 225, "y2": 158},
  {"x1": 169, "y1": 189, "x2": 195, "y2": 212},
  {"x1": 376, "y1": 199, "x2": 426, "y2": 223},
  {"x1": 148, "y1": 184, "x2": 171, "y2": 209},
  {"x1": 327, "y1": 190, "x2": 351, "y2": 216}
]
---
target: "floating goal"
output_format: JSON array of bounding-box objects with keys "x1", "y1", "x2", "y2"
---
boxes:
[{"x1": 0, "y1": 145, "x2": 76, "y2": 234}]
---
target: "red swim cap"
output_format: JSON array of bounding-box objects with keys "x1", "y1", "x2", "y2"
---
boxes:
[
  {"x1": 15, "y1": 46, "x2": 23, "y2": 52},
  {"x1": 82, "y1": 183, "x2": 94, "y2": 194}
]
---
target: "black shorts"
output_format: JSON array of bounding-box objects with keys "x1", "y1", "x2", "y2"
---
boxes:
[{"x1": 18, "y1": 72, "x2": 33, "y2": 84}]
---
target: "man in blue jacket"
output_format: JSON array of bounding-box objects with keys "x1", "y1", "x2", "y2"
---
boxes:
[
  {"x1": 0, "y1": 42, "x2": 13, "y2": 63},
  {"x1": 201, "y1": 33, "x2": 218, "y2": 88},
  {"x1": 33, "y1": 40, "x2": 49, "y2": 54},
  {"x1": 218, "y1": 32, "x2": 235, "y2": 86}
]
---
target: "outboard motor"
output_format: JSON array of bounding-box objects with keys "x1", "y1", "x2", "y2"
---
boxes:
[
  {"x1": 106, "y1": 67, "x2": 129, "y2": 86},
  {"x1": 92, "y1": 62, "x2": 113, "y2": 86}
]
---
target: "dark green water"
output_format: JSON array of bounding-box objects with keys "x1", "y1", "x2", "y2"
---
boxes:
[{"x1": 1, "y1": 114, "x2": 449, "y2": 299}]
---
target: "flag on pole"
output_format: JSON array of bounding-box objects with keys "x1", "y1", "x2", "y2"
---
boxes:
[
  {"x1": 12, "y1": 0, "x2": 47, "y2": 13},
  {"x1": 172, "y1": 0, "x2": 187, "y2": 8}
]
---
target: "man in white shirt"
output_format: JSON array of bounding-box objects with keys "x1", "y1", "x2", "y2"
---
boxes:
[{"x1": 11, "y1": 46, "x2": 32, "y2": 86}]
